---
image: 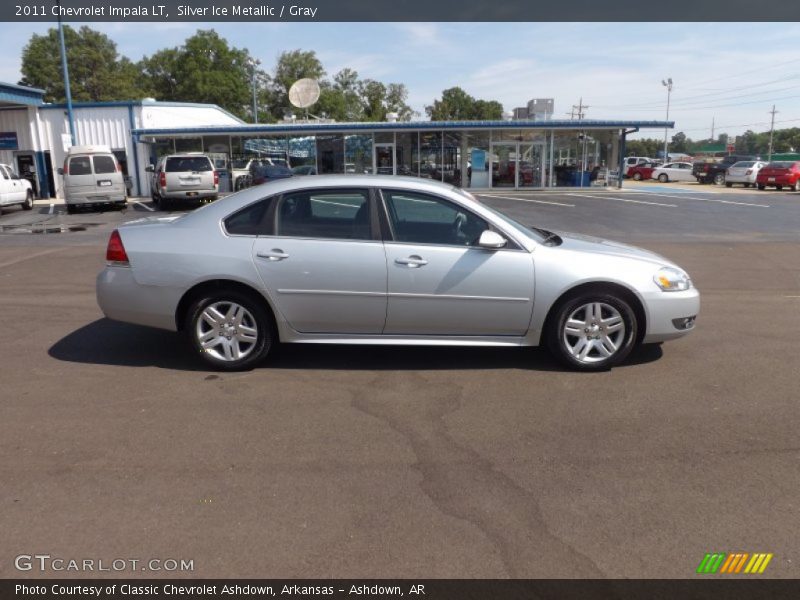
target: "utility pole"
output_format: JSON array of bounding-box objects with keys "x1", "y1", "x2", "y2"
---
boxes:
[
  {"x1": 571, "y1": 98, "x2": 588, "y2": 120},
  {"x1": 711, "y1": 116, "x2": 715, "y2": 141},
  {"x1": 662, "y1": 78, "x2": 673, "y2": 163},
  {"x1": 768, "y1": 105, "x2": 778, "y2": 161}
]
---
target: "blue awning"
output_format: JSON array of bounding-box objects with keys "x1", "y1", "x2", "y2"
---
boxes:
[{"x1": 0, "y1": 82, "x2": 45, "y2": 107}]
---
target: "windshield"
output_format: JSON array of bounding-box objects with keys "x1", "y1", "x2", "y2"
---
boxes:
[{"x1": 453, "y1": 187, "x2": 547, "y2": 243}]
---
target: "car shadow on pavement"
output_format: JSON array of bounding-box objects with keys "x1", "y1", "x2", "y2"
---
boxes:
[{"x1": 49, "y1": 318, "x2": 663, "y2": 372}]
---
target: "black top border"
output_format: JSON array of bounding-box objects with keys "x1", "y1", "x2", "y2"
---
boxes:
[{"x1": 3, "y1": 0, "x2": 799, "y2": 22}]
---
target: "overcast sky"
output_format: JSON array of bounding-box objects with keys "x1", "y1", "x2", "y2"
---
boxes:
[{"x1": 3, "y1": 21, "x2": 800, "y2": 140}]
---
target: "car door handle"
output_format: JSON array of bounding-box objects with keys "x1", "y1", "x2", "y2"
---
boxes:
[
  {"x1": 395, "y1": 255, "x2": 428, "y2": 267},
  {"x1": 257, "y1": 249, "x2": 290, "y2": 261}
]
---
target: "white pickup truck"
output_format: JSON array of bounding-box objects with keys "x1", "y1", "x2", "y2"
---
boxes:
[{"x1": 0, "y1": 163, "x2": 34, "y2": 213}]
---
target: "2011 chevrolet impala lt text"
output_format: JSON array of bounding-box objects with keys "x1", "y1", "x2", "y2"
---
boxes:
[{"x1": 96, "y1": 176, "x2": 699, "y2": 371}]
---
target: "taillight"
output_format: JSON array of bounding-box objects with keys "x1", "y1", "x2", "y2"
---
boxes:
[
  {"x1": 704, "y1": 165, "x2": 710, "y2": 172},
  {"x1": 213, "y1": 170, "x2": 219, "y2": 185},
  {"x1": 106, "y1": 229, "x2": 129, "y2": 265},
  {"x1": 159, "y1": 171, "x2": 166, "y2": 188}
]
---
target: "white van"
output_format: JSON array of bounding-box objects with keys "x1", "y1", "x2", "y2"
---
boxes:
[
  {"x1": 0, "y1": 163, "x2": 34, "y2": 213},
  {"x1": 59, "y1": 145, "x2": 126, "y2": 213}
]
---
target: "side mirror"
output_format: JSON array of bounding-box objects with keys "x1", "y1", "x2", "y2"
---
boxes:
[
  {"x1": 145, "y1": 165, "x2": 155, "y2": 172},
  {"x1": 57, "y1": 168, "x2": 64, "y2": 175},
  {"x1": 478, "y1": 230, "x2": 507, "y2": 249}
]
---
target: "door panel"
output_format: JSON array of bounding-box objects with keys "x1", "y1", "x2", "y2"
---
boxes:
[{"x1": 384, "y1": 244, "x2": 534, "y2": 335}]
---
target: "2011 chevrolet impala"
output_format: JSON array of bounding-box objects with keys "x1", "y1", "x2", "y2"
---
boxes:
[{"x1": 96, "y1": 176, "x2": 699, "y2": 371}]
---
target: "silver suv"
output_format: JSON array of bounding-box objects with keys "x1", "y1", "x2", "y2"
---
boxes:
[{"x1": 147, "y1": 154, "x2": 218, "y2": 209}]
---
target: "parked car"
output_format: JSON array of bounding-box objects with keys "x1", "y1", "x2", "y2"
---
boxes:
[
  {"x1": 756, "y1": 161, "x2": 800, "y2": 191},
  {"x1": 652, "y1": 162, "x2": 695, "y2": 183},
  {"x1": 693, "y1": 155, "x2": 758, "y2": 185},
  {"x1": 622, "y1": 156, "x2": 654, "y2": 177},
  {"x1": 0, "y1": 163, "x2": 34, "y2": 213},
  {"x1": 96, "y1": 175, "x2": 699, "y2": 373},
  {"x1": 627, "y1": 161, "x2": 659, "y2": 181},
  {"x1": 59, "y1": 145, "x2": 127, "y2": 214},
  {"x1": 147, "y1": 153, "x2": 218, "y2": 210},
  {"x1": 725, "y1": 161, "x2": 766, "y2": 188},
  {"x1": 291, "y1": 165, "x2": 317, "y2": 176},
  {"x1": 231, "y1": 158, "x2": 255, "y2": 190},
  {"x1": 250, "y1": 163, "x2": 293, "y2": 185}
]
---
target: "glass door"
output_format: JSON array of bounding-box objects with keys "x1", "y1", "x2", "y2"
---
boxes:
[
  {"x1": 374, "y1": 143, "x2": 395, "y2": 175},
  {"x1": 491, "y1": 143, "x2": 517, "y2": 188},
  {"x1": 518, "y1": 143, "x2": 546, "y2": 189}
]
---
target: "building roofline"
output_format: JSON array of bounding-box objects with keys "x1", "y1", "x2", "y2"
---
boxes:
[
  {"x1": 0, "y1": 81, "x2": 46, "y2": 95},
  {"x1": 37, "y1": 99, "x2": 245, "y2": 124},
  {"x1": 133, "y1": 119, "x2": 674, "y2": 136}
]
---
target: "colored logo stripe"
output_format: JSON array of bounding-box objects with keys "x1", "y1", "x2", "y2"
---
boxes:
[{"x1": 697, "y1": 552, "x2": 773, "y2": 574}]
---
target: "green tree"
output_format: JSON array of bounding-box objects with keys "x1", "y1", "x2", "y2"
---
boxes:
[
  {"x1": 140, "y1": 30, "x2": 255, "y2": 119},
  {"x1": 426, "y1": 87, "x2": 503, "y2": 120},
  {"x1": 670, "y1": 131, "x2": 688, "y2": 153},
  {"x1": 19, "y1": 25, "x2": 147, "y2": 102}
]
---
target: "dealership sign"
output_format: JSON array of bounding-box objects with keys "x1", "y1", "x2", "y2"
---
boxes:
[{"x1": 0, "y1": 131, "x2": 18, "y2": 149}]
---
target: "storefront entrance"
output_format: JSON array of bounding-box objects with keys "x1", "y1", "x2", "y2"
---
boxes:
[
  {"x1": 374, "y1": 143, "x2": 395, "y2": 175},
  {"x1": 490, "y1": 142, "x2": 545, "y2": 189}
]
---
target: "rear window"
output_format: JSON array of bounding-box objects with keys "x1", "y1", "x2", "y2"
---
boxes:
[
  {"x1": 255, "y1": 165, "x2": 293, "y2": 178},
  {"x1": 93, "y1": 155, "x2": 117, "y2": 174},
  {"x1": 766, "y1": 162, "x2": 794, "y2": 169},
  {"x1": 69, "y1": 156, "x2": 92, "y2": 175},
  {"x1": 165, "y1": 157, "x2": 213, "y2": 172}
]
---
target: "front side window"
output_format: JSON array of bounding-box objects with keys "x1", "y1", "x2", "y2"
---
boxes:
[
  {"x1": 277, "y1": 189, "x2": 371, "y2": 240},
  {"x1": 0, "y1": 166, "x2": 9, "y2": 179},
  {"x1": 69, "y1": 156, "x2": 92, "y2": 175},
  {"x1": 382, "y1": 189, "x2": 488, "y2": 246},
  {"x1": 93, "y1": 155, "x2": 117, "y2": 174}
]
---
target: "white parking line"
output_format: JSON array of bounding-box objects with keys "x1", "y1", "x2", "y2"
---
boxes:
[
  {"x1": 477, "y1": 194, "x2": 575, "y2": 207},
  {"x1": 48, "y1": 203, "x2": 54, "y2": 214},
  {"x1": 622, "y1": 191, "x2": 770, "y2": 208},
  {"x1": 135, "y1": 201, "x2": 155, "y2": 212},
  {"x1": 564, "y1": 193, "x2": 676, "y2": 208}
]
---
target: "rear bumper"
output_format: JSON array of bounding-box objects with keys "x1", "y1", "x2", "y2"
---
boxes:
[
  {"x1": 96, "y1": 267, "x2": 179, "y2": 331},
  {"x1": 160, "y1": 189, "x2": 218, "y2": 200},
  {"x1": 642, "y1": 288, "x2": 700, "y2": 343},
  {"x1": 66, "y1": 193, "x2": 126, "y2": 205},
  {"x1": 757, "y1": 176, "x2": 796, "y2": 186}
]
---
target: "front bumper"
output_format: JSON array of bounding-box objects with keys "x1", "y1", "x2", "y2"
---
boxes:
[{"x1": 642, "y1": 287, "x2": 700, "y2": 343}]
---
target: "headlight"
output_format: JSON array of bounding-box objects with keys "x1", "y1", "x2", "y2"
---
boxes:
[{"x1": 654, "y1": 267, "x2": 692, "y2": 291}]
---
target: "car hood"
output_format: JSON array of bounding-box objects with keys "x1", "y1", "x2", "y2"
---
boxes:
[{"x1": 551, "y1": 231, "x2": 674, "y2": 267}]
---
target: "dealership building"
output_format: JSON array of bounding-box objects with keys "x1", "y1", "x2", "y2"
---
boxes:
[{"x1": 0, "y1": 80, "x2": 673, "y2": 198}]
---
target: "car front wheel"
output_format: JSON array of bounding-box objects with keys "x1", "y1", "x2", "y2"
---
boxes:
[
  {"x1": 22, "y1": 190, "x2": 33, "y2": 210},
  {"x1": 714, "y1": 173, "x2": 725, "y2": 185},
  {"x1": 547, "y1": 293, "x2": 638, "y2": 371},
  {"x1": 658, "y1": 174, "x2": 668, "y2": 183},
  {"x1": 187, "y1": 291, "x2": 274, "y2": 371}
]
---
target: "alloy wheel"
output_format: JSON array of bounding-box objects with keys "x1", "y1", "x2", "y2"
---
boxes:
[
  {"x1": 195, "y1": 301, "x2": 259, "y2": 362},
  {"x1": 562, "y1": 301, "x2": 626, "y2": 364}
]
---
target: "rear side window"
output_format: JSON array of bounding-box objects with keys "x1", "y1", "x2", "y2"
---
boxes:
[
  {"x1": 277, "y1": 189, "x2": 371, "y2": 240},
  {"x1": 224, "y1": 199, "x2": 273, "y2": 236},
  {"x1": 165, "y1": 157, "x2": 212, "y2": 172},
  {"x1": 93, "y1": 155, "x2": 117, "y2": 174},
  {"x1": 69, "y1": 156, "x2": 92, "y2": 175}
]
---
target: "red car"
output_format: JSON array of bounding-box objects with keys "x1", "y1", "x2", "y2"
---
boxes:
[
  {"x1": 627, "y1": 162, "x2": 659, "y2": 181},
  {"x1": 756, "y1": 161, "x2": 800, "y2": 191}
]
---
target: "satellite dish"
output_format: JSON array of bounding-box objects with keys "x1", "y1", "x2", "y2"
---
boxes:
[{"x1": 288, "y1": 78, "x2": 320, "y2": 109}]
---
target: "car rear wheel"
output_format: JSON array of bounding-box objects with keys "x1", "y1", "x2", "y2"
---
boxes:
[
  {"x1": 776, "y1": 185, "x2": 783, "y2": 191},
  {"x1": 633, "y1": 172, "x2": 642, "y2": 181},
  {"x1": 187, "y1": 291, "x2": 274, "y2": 371},
  {"x1": 725, "y1": 182, "x2": 733, "y2": 188},
  {"x1": 22, "y1": 190, "x2": 33, "y2": 210},
  {"x1": 714, "y1": 172, "x2": 725, "y2": 185},
  {"x1": 547, "y1": 293, "x2": 638, "y2": 371},
  {"x1": 658, "y1": 173, "x2": 668, "y2": 183},
  {"x1": 757, "y1": 183, "x2": 766, "y2": 190}
]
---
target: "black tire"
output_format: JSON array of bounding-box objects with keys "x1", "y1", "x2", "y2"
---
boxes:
[
  {"x1": 633, "y1": 172, "x2": 642, "y2": 181},
  {"x1": 186, "y1": 290, "x2": 274, "y2": 371},
  {"x1": 776, "y1": 185, "x2": 783, "y2": 191},
  {"x1": 714, "y1": 172, "x2": 725, "y2": 185},
  {"x1": 725, "y1": 182, "x2": 733, "y2": 188},
  {"x1": 160, "y1": 198, "x2": 172, "y2": 211},
  {"x1": 22, "y1": 190, "x2": 33, "y2": 210},
  {"x1": 658, "y1": 173, "x2": 668, "y2": 183},
  {"x1": 151, "y1": 192, "x2": 160, "y2": 207},
  {"x1": 757, "y1": 184, "x2": 766, "y2": 190},
  {"x1": 116, "y1": 201, "x2": 127, "y2": 210},
  {"x1": 66, "y1": 204, "x2": 76, "y2": 215},
  {"x1": 546, "y1": 292, "x2": 638, "y2": 372}
]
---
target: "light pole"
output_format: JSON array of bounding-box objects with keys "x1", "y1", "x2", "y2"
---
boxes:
[
  {"x1": 662, "y1": 78, "x2": 673, "y2": 162},
  {"x1": 250, "y1": 58, "x2": 261, "y2": 124},
  {"x1": 57, "y1": 0, "x2": 76, "y2": 146}
]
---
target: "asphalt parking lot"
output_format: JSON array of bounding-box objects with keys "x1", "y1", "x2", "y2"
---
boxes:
[{"x1": 1, "y1": 182, "x2": 798, "y2": 579}]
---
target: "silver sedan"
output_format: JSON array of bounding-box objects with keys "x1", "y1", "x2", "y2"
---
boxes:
[{"x1": 97, "y1": 175, "x2": 699, "y2": 371}]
